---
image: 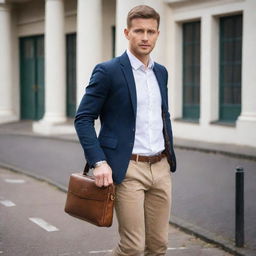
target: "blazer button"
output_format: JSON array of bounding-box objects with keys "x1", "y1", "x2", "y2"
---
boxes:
[{"x1": 130, "y1": 143, "x2": 133, "y2": 147}]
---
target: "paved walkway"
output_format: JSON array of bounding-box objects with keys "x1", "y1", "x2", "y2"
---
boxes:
[{"x1": 0, "y1": 167, "x2": 232, "y2": 256}]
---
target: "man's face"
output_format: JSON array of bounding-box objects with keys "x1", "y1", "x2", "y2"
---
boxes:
[{"x1": 124, "y1": 18, "x2": 159, "y2": 60}]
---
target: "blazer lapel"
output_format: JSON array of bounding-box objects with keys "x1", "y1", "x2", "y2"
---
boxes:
[
  {"x1": 119, "y1": 53, "x2": 168, "y2": 116},
  {"x1": 119, "y1": 52, "x2": 137, "y2": 117}
]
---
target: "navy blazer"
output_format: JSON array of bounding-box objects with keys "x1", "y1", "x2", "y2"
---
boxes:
[{"x1": 75, "y1": 52, "x2": 176, "y2": 184}]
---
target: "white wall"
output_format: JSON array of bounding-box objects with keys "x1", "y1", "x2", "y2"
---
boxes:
[
  {"x1": 65, "y1": 0, "x2": 77, "y2": 34},
  {"x1": 0, "y1": 3, "x2": 17, "y2": 123},
  {"x1": 16, "y1": 0, "x2": 45, "y2": 37},
  {"x1": 167, "y1": 0, "x2": 256, "y2": 147},
  {"x1": 11, "y1": 6, "x2": 19, "y2": 120},
  {"x1": 1, "y1": 0, "x2": 255, "y2": 147},
  {"x1": 102, "y1": 0, "x2": 116, "y2": 61}
]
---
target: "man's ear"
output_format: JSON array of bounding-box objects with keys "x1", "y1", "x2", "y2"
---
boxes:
[{"x1": 124, "y1": 28, "x2": 129, "y2": 39}]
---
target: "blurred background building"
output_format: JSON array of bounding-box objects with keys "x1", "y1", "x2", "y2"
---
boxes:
[{"x1": 0, "y1": 0, "x2": 255, "y2": 148}]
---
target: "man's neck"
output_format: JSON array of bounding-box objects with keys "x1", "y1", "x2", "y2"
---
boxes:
[{"x1": 128, "y1": 49, "x2": 150, "y2": 67}]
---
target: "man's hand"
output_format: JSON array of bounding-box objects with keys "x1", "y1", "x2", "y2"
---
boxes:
[{"x1": 93, "y1": 162, "x2": 113, "y2": 187}]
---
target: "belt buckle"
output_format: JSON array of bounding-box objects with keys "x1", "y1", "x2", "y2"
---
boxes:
[{"x1": 148, "y1": 156, "x2": 156, "y2": 164}]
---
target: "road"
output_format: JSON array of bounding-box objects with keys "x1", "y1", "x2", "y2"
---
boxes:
[
  {"x1": 0, "y1": 133, "x2": 255, "y2": 254},
  {"x1": 0, "y1": 167, "x2": 233, "y2": 256}
]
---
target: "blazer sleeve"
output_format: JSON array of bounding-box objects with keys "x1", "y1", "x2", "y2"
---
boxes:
[{"x1": 74, "y1": 63, "x2": 111, "y2": 168}]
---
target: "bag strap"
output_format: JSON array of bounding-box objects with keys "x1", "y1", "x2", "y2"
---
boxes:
[{"x1": 83, "y1": 163, "x2": 90, "y2": 175}]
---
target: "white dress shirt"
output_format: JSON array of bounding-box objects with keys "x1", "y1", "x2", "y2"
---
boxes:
[{"x1": 127, "y1": 50, "x2": 165, "y2": 156}]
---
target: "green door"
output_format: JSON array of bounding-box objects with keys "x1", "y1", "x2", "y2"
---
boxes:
[
  {"x1": 66, "y1": 33, "x2": 77, "y2": 118},
  {"x1": 20, "y1": 36, "x2": 45, "y2": 120}
]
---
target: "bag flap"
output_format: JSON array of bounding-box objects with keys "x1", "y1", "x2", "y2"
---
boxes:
[{"x1": 68, "y1": 173, "x2": 114, "y2": 201}]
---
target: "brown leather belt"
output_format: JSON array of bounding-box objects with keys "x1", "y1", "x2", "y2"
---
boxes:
[{"x1": 131, "y1": 151, "x2": 166, "y2": 164}]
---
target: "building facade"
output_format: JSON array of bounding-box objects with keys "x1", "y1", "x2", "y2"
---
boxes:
[{"x1": 0, "y1": 0, "x2": 255, "y2": 147}]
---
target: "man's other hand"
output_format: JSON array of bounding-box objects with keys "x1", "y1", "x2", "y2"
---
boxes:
[{"x1": 93, "y1": 163, "x2": 113, "y2": 187}]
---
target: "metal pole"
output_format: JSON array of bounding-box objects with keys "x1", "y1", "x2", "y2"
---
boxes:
[{"x1": 235, "y1": 167, "x2": 244, "y2": 247}]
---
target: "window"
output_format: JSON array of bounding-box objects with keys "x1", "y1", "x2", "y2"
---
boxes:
[
  {"x1": 182, "y1": 21, "x2": 201, "y2": 120},
  {"x1": 219, "y1": 14, "x2": 242, "y2": 122}
]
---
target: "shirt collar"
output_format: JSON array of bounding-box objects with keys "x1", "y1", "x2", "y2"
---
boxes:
[{"x1": 126, "y1": 49, "x2": 154, "y2": 71}]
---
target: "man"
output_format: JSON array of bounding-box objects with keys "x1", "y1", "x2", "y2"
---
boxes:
[{"x1": 75, "y1": 5, "x2": 176, "y2": 256}]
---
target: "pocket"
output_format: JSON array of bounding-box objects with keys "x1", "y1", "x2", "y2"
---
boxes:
[
  {"x1": 99, "y1": 136, "x2": 118, "y2": 149},
  {"x1": 161, "y1": 157, "x2": 172, "y2": 177}
]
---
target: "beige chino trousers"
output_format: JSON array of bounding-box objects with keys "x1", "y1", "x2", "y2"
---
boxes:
[{"x1": 112, "y1": 157, "x2": 172, "y2": 256}]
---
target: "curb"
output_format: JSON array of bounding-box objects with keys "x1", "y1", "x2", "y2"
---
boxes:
[
  {"x1": 1, "y1": 162, "x2": 255, "y2": 256},
  {"x1": 170, "y1": 216, "x2": 255, "y2": 256},
  {"x1": 174, "y1": 144, "x2": 256, "y2": 162},
  {"x1": 1, "y1": 132, "x2": 256, "y2": 162}
]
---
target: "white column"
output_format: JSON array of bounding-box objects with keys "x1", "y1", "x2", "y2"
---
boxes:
[
  {"x1": 34, "y1": 0, "x2": 67, "y2": 134},
  {"x1": 168, "y1": 17, "x2": 182, "y2": 119},
  {"x1": 200, "y1": 14, "x2": 219, "y2": 126},
  {"x1": 115, "y1": 0, "x2": 136, "y2": 58},
  {"x1": 44, "y1": 0, "x2": 66, "y2": 123},
  {"x1": 76, "y1": 0, "x2": 102, "y2": 104},
  {"x1": 0, "y1": 4, "x2": 16, "y2": 123},
  {"x1": 237, "y1": 0, "x2": 256, "y2": 146}
]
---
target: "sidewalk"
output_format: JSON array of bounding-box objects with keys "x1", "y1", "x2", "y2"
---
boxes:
[
  {"x1": 0, "y1": 167, "x2": 232, "y2": 256},
  {"x1": 1, "y1": 120, "x2": 256, "y2": 160}
]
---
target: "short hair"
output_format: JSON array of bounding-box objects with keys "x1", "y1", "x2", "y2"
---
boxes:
[{"x1": 127, "y1": 5, "x2": 160, "y2": 29}]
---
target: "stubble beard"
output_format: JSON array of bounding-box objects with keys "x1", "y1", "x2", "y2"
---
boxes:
[{"x1": 136, "y1": 45, "x2": 154, "y2": 58}]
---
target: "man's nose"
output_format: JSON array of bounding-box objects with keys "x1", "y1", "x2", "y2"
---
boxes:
[{"x1": 142, "y1": 32, "x2": 149, "y2": 41}]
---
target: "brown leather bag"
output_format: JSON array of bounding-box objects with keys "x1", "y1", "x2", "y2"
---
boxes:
[{"x1": 64, "y1": 164, "x2": 115, "y2": 227}]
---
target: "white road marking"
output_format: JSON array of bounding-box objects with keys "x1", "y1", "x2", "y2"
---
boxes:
[
  {"x1": 29, "y1": 217, "x2": 59, "y2": 232},
  {"x1": 4, "y1": 178, "x2": 25, "y2": 184},
  {"x1": 88, "y1": 247, "x2": 187, "y2": 254},
  {"x1": 167, "y1": 247, "x2": 187, "y2": 250},
  {"x1": 0, "y1": 200, "x2": 16, "y2": 207},
  {"x1": 89, "y1": 250, "x2": 113, "y2": 254}
]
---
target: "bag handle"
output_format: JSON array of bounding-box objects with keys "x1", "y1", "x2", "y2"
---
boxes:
[
  {"x1": 83, "y1": 163, "x2": 90, "y2": 175},
  {"x1": 83, "y1": 162, "x2": 115, "y2": 193}
]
